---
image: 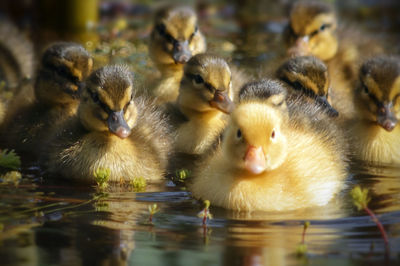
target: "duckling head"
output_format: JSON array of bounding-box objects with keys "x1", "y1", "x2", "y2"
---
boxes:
[
  {"x1": 357, "y1": 56, "x2": 400, "y2": 132},
  {"x1": 177, "y1": 53, "x2": 234, "y2": 114},
  {"x1": 277, "y1": 55, "x2": 338, "y2": 117},
  {"x1": 222, "y1": 80, "x2": 289, "y2": 174},
  {"x1": 35, "y1": 42, "x2": 93, "y2": 106},
  {"x1": 79, "y1": 65, "x2": 137, "y2": 139},
  {"x1": 285, "y1": 1, "x2": 338, "y2": 61},
  {"x1": 150, "y1": 5, "x2": 206, "y2": 67}
]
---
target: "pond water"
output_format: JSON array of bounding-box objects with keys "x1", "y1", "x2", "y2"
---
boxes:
[{"x1": 1, "y1": 1, "x2": 400, "y2": 265}]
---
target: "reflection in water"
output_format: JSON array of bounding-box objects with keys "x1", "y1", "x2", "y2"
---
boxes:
[{"x1": 0, "y1": 0, "x2": 400, "y2": 265}]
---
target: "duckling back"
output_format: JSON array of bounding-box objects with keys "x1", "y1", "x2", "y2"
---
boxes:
[{"x1": 190, "y1": 79, "x2": 348, "y2": 212}]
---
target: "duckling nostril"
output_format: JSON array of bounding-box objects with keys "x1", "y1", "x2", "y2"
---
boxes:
[
  {"x1": 112, "y1": 114, "x2": 118, "y2": 121},
  {"x1": 380, "y1": 107, "x2": 386, "y2": 114}
]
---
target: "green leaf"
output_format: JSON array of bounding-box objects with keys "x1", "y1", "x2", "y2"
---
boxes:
[{"x1": 0, "y1": 149, "x2": 21, "y2": 170}]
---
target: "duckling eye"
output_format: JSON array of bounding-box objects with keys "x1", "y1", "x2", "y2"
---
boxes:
[
  {"x1": 189, "y1": 26, "x2": 198, "y2": 42},
  {"x1": 363, "y1": 85, "x2": 369, "y2": 94},
  {"x1": 236, "y1": 129, "x2": 242, "y2": 139},
  {"x1": 90, "y1": 91, "x2": 100, "y2": 103},
  {"x1": 194, "y1": 74, "x2": 204, "y2": 84},
  {"x1": 320, "y1": 24, "x2": 328, "y2": 31},
  {"x1": 270, "y1": 130, "x2": 276, "y2": 140}
]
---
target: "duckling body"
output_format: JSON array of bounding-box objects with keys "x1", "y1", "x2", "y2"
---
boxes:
[
  {"x1": 148, "y1": 6, "x2": 206, "y2": 103},
  {"x1": 44, "y1": 65, "x2": 171, "y2": 183},
  {"x1": 285, "y1": 1, "x2": 383, "y2": 119},
  {"x1": 0, "y1": 42, "x2": 92, "y2": 160},
  {"x1": 190, "y1": 80, "x2": 347, "y2": 212},
  {"x1": 165, "y1": 54, "x2": 234, "y2": 172},
  {"x1": 347, "y1": 56, "x2": 400, "y2": 165}
]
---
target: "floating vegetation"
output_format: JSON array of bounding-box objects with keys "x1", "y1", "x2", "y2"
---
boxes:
[
  {"x1": 148, "y1": 203, "x2": 160, "y2": 223},
  {"x1": 0, "y1": 171, "x2": 22, "y2": 186},
  {"x1": 350, "y1": 186, "x2": 389, "y2": 251},
  {"x1": 0, "y1": 149, "x2": 21, "y2": 170},
  {"x1": 197, "y1": 200, "x2": 213, "y2": 226},
  {"x1": 93, "y1": 168, "x2": 111, "y2": 190},
  {"x1": 296, "y1": 221, "x2": 310, "y2": 257},
  {"x1": 172, "y1": 169, "x2": 191, "y2": 184},
  {"x1": 130, "y1": 177, "x2": 147, "y2": 192}
]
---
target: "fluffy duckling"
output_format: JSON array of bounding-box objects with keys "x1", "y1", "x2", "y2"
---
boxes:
[
  {"x1": 165, "y1": 53, "x2": 234, "y2": 172},
  {"x1": 190, "y1": 79, "x2": 348, "y2": 212},
  {"x1": 43, "y1": 65, "x2": 171, "y2": 183},
  {"x1": 0, "y1": 42, "x2": 92, "y2": 160},
  {"x1": 149, "y1": 5, "x2": 207, "y2": 103},
  {"x1": 347, "y1": 56, "x2": 400, "y2": 165},
  {"x1": 284, "y1": 1, "x2": 382, "y2": 118},
  {"x1": 276, "y1": 55, "x2": 338, "y2": 117}
]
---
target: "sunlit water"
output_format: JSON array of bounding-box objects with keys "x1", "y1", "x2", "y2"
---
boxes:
[{"x1": 1, "y1": 1, "x2": 400, "y2": 265}]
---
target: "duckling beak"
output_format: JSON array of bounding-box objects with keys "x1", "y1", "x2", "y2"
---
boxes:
[
  {"x1": 287, "y1": 36, "x2": 310, "y2": 57},
  {"x1": 317, "y1": 95, "x2": 339, "y2": 117},
  {"x1": 107, "y1": 110, "x2": 132, "y2": 139},
  {"x1": 244, "y1": 146, "x2": 266, "y2": 175},
  {"x1": 173, "y1": 40, "x2": 191, "y2": 64},
  {"x1": 377, "y1": 103, "x2": 398, "y2": 132},
  {"x1": 209, "y1": 91, "x2": 234, "y2": 114}
]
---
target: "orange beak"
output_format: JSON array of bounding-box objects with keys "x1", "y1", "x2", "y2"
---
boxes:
[{"x1": 244, "y1": 145, "x2": 266, "y2": 174}]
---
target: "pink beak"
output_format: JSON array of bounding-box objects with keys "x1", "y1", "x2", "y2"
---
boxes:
[{"x1": 244, "y1": 146, "x2": 266, "y2": 174}]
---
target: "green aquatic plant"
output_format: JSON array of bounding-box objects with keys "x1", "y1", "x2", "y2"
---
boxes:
[
  {"x1": 0, "y1": 149, "x2": 21, "y2": 170},
  {"x1": 198, "y1": 200, "x2": 213, "y2": 225},
  {"x1": 296, "y1": 221, "x2": 310, "y2": 257},
  {"x1": 130, "y1": 177, "x2": 147, "y2": 192},
  {"x1": 148, "y1": 203, "x2": 160, "y2": 223},
  {"x1": 93, "y1": 168, "x2": 110, "y2": 190},
  {"x1": 350, "y1": 186, "x2": 389, "y2": 249},
  {"x1": 173, "y1": 169, "x2": 191, "y2": 183}
]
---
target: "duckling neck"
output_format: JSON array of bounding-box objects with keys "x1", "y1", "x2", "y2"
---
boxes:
[{"x1": 157, "y1": 63, "x2": 184, "y2": 80}]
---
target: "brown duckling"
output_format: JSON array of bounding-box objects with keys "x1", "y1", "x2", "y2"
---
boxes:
[
  {"x1": 43, "y1": 65, "x2": 172, "y2": 183},
  {"x1": 284, "y1": 0, "x2": 383, "y2": 119},
  {"x1": 165, "y1": 53, "x2": 234, "y2": 173},
  {"x1": 189, "y1": 79, "x2": 348, "y2": 212},
  {"x1": 148, "y1": 5, "x2": 207, "y2": 103},
  {"x1": 0, "y1": 42, "x2": 92, "y2": 160},
  {"x1": 347, "y1": 56, "x2": 400, "y2": 165},
  {"x1": 276, "y1": 55, "x2": 338, "y2": 117},
  {"x1": 0, "y1": 18, "x2": 34, "y2": 124}
]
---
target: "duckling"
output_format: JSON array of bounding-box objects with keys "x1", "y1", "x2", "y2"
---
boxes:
[
  {"x1": 148, "y1": 5, "x2": 207, "y2": 103},
  {"x1": 43, "y1": 65, "x2": 172, "y2": 183},
  {"x1": 0, "y1": 42, "x2": 93, "y2": 160},
  {"x1": 346, "y1": 56, "x2": 400, "y2": 165},
  {"x1": 276, "y1": 55, "x2": 338, "y2": 117},
  {"x1": 284, "y1": 0, "x2": 383, "y2": 118},
  {"x1": 189, "y1": 79, "x2": 348, "y2": 212},
  {"x1": 0, "y1": 18, "x2": 34, "y2": 124},
  {"x1": 165, "y1": 53, "x2": 234, "y2": 173}
]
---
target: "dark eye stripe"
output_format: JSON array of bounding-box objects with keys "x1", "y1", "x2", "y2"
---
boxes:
[
  {"x1": 156, "y1": 24, "x2": 177, "y2": 44},
  {"x1": 89, "y1": 90, "x2": 111, "y2": 114}
]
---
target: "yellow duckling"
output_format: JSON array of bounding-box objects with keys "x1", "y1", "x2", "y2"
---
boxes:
[
  {"x1": 149, "y1": 5, "x2": 207, "y2": 103},
  {"x1": 284, "y1": 0, "x2": 382, "y2": 118},
  {"x1": 190, "y1": 79, "x2": 348, "y2": 212},
  {"x1": 165, "y1": 53, "x2": 234, "y2": 172},
  {"x1": 0, "y1": 42, "x2": 93, "y2": 159},
  {"x1": 347, "y1": 56, "x2": 400, "y2": 165},
  {"x1": 43, "y1": 65, "x2": 172, "y2": 183},
  {"x1": 276, "y1": 55, "x2": 338, "y2": 117}
]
